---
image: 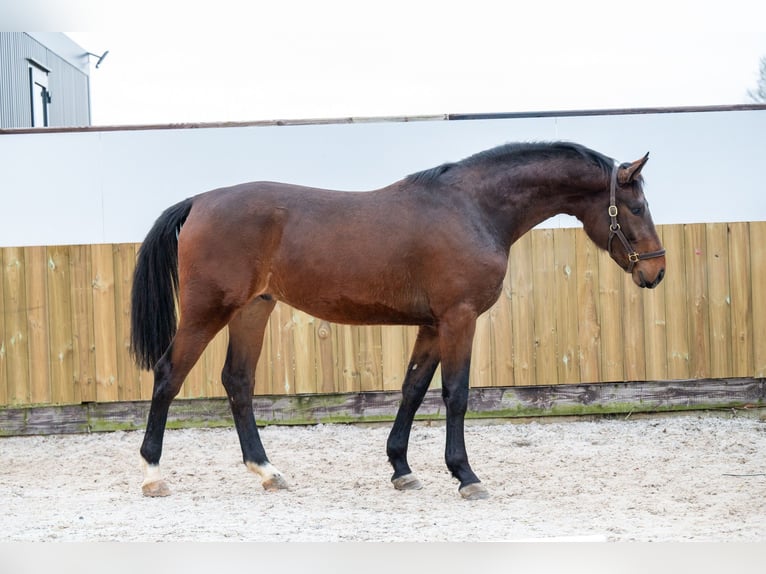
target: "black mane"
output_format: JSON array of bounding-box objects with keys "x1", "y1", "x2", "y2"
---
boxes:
[
  {"x1": 405, "y1": 141, "x2": 615, "y2": 185},
  {"x1": 405, "y1": 162, "x2": 458, "y2": 185}
]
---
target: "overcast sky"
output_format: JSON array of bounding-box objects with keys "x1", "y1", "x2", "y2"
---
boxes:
[{"x1": 61, "y1": 1, "x2": 766, "y2": 126}]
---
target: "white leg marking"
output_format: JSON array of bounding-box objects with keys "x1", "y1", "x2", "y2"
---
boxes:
[
  {"x1": 246, "y1": 461, "x2": 288, "y2": 491},
  {"x1": 141, "y1": 459, "x2": 163, "y2": 486},
  {"x1": 141, "y1": 457, "x2": 171, "y2": 497}
]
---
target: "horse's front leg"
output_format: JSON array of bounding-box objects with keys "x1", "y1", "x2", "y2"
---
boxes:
[
  {"x1": 438, "y1": 304, "x2": 489, "y2": 500},
  {"x1": 387, "y1": 325, "x2": 440, "y2": 491}
]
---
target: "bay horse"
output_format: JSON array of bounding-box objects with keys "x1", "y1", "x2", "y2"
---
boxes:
[{"x1": 130, "y1": 141, "x2": 665, "y2": 500}]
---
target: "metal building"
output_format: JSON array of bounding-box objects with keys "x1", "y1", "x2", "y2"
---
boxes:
[{"x1": 0, "y1": 32, "x2": 91, "y2": 128}]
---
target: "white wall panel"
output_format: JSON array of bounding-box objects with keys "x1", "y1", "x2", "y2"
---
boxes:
[{"x1": 0, "y1": 108, "x2": 763, "y2": 247}]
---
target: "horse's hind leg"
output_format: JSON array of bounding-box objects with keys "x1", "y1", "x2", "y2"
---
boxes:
[
  {"x1": 386, "y1": 325, "x2": 440, "y2": 491},
  {"x1": 140, "y1": 305, "x2": 234, "y2": 497},
  {"x1": 222, "y1": 296, "x2": 287, "y2": 491}
]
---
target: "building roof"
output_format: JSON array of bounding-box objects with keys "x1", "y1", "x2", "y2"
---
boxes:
[{"x1": 26, "y1": 32, "x2": 90, "y2": 74}]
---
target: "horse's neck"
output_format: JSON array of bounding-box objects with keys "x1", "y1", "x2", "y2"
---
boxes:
[{"x1": 473, "y1": 162, "x2": 602, "y2": 250}]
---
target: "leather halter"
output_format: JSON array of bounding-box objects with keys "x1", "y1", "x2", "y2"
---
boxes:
[{"x1": 607, "y1": 164, "x2": 666, "y2": 273}]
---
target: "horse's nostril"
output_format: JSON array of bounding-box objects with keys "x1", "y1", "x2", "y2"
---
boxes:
[{"x1": 646, "y1": 268, "x2": 665, "y2": 289}]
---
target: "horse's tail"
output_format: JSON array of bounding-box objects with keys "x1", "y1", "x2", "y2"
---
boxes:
[{"x1": 130, "y1": 197, "x2": 194, "y2": 371}]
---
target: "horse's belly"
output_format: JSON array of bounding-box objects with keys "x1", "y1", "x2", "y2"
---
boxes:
[{"x1": 276, "y1": 289, "x2": 434, "y2": 327}]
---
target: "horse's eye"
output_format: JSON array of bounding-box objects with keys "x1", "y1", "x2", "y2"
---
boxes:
[{"x1": 630, "y1": 206, "x2": 643, "y2": 216}]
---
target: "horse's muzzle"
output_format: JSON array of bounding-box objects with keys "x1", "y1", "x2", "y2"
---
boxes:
[{"x1": 637, "y1": 267, "x2": 665, "y2": 289}]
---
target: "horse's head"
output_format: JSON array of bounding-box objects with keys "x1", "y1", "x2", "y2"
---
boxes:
[{"x1": 583, "y1": 153, "x2": 666, "y2": 289}]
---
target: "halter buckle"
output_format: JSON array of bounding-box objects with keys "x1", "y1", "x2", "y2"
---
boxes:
[
  {"x1": 608, "y1": 205, "x2": 619, "y2": 218},
  {"x1": 628, "y1": 252, "x2": 640, "y2": 263}
]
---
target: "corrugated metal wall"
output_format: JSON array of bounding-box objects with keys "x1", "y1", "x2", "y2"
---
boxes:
[{"x1": 0, "y1": 33, "x2": 90, "y2": 128}]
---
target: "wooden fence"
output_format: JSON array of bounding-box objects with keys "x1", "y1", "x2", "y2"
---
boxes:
[{"x1": 1, "y1": 221, "x2": 765, "y2": 409}]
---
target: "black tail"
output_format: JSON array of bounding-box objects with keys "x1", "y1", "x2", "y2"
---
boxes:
[{"x1": 130, "y1": 197, "x2": 194, "y2": 371}]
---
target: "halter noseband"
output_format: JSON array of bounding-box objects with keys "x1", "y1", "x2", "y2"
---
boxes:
[{"x1": 607, "y1": 164, "x2": 666, "y2": 273}]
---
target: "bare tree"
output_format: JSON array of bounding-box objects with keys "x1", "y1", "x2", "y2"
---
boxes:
[{"x1": 747, "y1": 56, "x2": 766, "y2": 103}]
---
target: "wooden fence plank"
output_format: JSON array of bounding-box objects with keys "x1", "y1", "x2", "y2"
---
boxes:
[
  {"x1": 316, "y1": 320, "x2": 337, "y2": 393},
  {"x1": 24, "y1": 246, "x2": 50, "y2": 404},
  {"x1": 532, "y1": 230, "x2": 557, "y2": 385},
  {"x1": 471, "y1": 310, "x2": 494, "y2": 388},
  {"x1": 358, "y1": 325, "x2": 382, "y2": 392},
  {"x1": 293, "y1": 310, "x2": 318, "y2": 394},
  {"x1": 684, "y1": 224, "x2": 711, "y2": 379},
  {"x1": 3, "y1": 248, "x2": 29, "y2": 405},
  {"x1": 489, "y1": 268, "x2": 514, "y2": 387},
  {"x1": 509, "y1": 234, "x2": 535, "y2": 386},
  {"x1": 381, "y1": 324, "x2": 406, "y2": 391},
  {"x1": 338, "y1": 323, "x2": 360, "y2": 393},
  {"x1": 90, "y1": 244, "x2": 120, "y2": 402},
  {"x1": 575, "y1": 230, "x2": 601, "y2": 383},
  {"x1": 728, "y1": 222, "x2": 753, "y2": 377},
  {"x1": 662, "y1": 225, "x2": 689, "y2": 379},
  {"x1": 598, "y1": 249, "x2": 624, "y2": 382},
  {"x1": 69, "y1": 245, "x2": 96, "y2": 402},
  {"x1": 46, "y1": 246, "x2": 75, "y2": 404},
  {"x1": 642, "y1": 226, "x2": 667, "y2": 381},
  {"x1": 750, "y1": 221, "x2": 766, "y2": 377},
  {"x1": 269, "y1": 302, "x2": 295, "y2": 395},
  {"x1": 254, "y1": 320, "x2": 274, "y2": 396},
  {"x1": 705, "y1": 223, "x2": 732, "y2": 378},
  {"x1": 554, "y1": 228, "x2": 580, "y2": 384},
  {"x1": 622, "y1": 265, "x2": 646, "y2": 382},
  {"x1": 112, "y1": 244, "x2": 143, "y2": 401}
]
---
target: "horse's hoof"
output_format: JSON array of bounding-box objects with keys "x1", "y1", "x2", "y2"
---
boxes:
[
  {"x1": 392, "y1": 473, "x2": 423, "y2": 491},
  {"x1": 459, "y1": 482, "x2": 489, "y2": 500},
  {"x1": 262, "y1": 473, "x2": 289, "y2": 491},
  {"x1": 142, "y1": 479, "x2": 171, "y2": 497}
]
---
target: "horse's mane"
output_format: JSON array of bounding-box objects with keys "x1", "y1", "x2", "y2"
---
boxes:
[
  {"x1": 405, "y1": 162, "x2": 458, "y2": 185},
  {"x1": 405, "y1": 141, "x2": 615, "y2": 185}
]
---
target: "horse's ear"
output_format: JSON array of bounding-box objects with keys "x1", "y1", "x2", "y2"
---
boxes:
[{"x1": 617, "y1": 152, "x2": 650, "y2": 185}]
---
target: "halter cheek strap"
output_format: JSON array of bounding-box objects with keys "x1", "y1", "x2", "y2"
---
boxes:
[{"x1": 607, "y1": 164, "x2": 666, "y2": 273}]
